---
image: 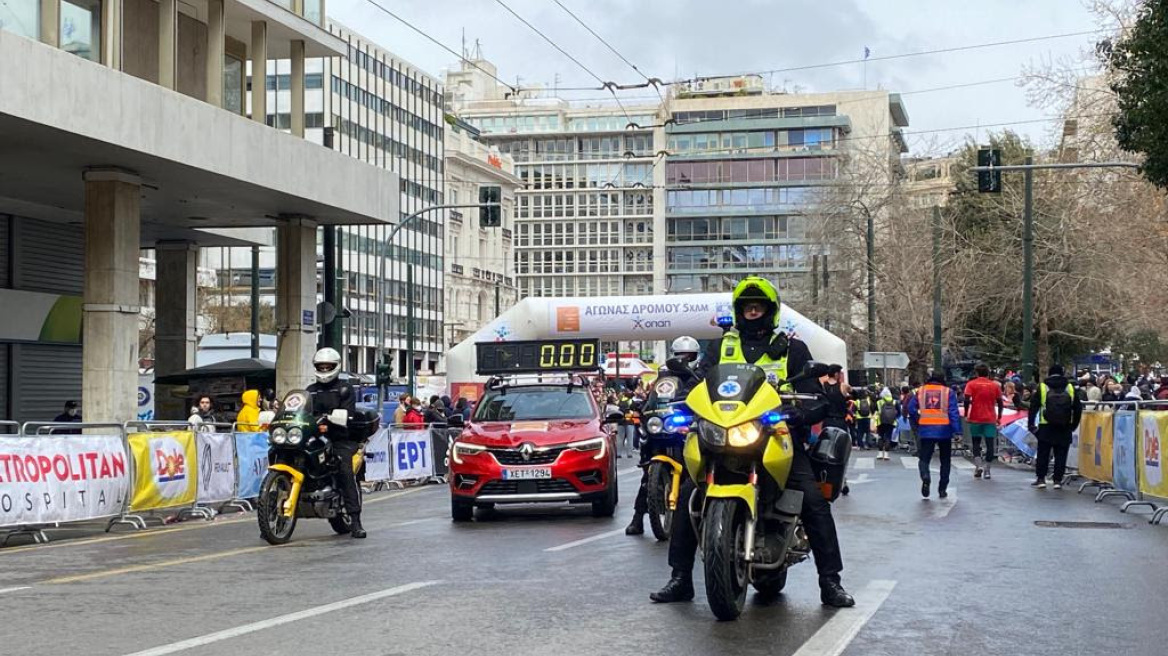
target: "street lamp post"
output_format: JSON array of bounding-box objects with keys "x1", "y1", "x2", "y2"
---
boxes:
[{"x1": 375, "y1": 202, "x2": 500, "y2": 411}]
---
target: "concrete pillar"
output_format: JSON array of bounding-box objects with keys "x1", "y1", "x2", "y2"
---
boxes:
[
  {"x1": 39, "y1": 0, "x2": 59, "y2": 47},
  {"x1": 206, "y1": 0, "x2": 225, "y2": 107},
  {"x1": 290, "y1": 40, "x2": 305, "y2": 137},
  {"x1": 250, "y1": 21, "x2": 268, "y2": 124},
  {"x1": 154, "y1": 242, "x2": 198, "y2": 419},
  {"x1": 158, "y1": 0, "x2": 177, "y2": 90},
  {"x1": 101, "y1": 0, "x2": 123, "y2": 69},
  {"x1": 82, "y1": 169, "x2": 142, "y2": 424},
  {"x1": 275, "y1": 218, "x2": 317, "y2": 393}
]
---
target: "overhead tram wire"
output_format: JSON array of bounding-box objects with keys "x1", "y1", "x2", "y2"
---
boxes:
[
  {"x1": 358, "y1": 0, "x2": 519, "y2": 96},
  {"x1": 550, "y1": 0, "x2": 666, "y2": 103}
]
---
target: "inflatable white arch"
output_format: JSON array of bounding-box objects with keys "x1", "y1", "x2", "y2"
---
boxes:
[{"x1": 447, "y1": 293, "x2": 848, "y2": 391}]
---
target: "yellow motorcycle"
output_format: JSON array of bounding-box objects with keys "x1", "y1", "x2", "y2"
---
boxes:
[
  {"x1": 256, "y1": 390, "x2": 376, "y2": 544},
  {"x1": 683, "y1": 361, "x2": 849, "y2": 620}
]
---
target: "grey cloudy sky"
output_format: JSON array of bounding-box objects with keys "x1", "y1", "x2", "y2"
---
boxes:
[{"x1": 329, "y1": 0, "x2": 1105, "y2": 154}]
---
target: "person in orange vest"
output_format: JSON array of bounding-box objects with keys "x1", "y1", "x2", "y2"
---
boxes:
[{"x1": 907, "y1": 371, "x2": 963, "y2": 499}]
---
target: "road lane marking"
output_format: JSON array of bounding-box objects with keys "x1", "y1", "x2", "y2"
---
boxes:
[
  {"x1": 122, "y1": 581, "x2": 440, "y2": 656},
  {"x1": 900, "y1": 457, "x2": 973, "y2": 471},
  {"x1": 851, "y1": 458, "x2": 874, "y2": 470},
  {"x1": 545, "y1": 528, "x2": 627, "y2": 552},
  {"x1": 791, "y1": 579, "x2": 897, "y2": 656},
  {"x1": 43, "y1": 545, "x2": 279, "y2": 584},
  {"x1": 363, "y1": 485, "x2": 437, "y2": 506},
  {"x1": 901, "y1": 457, "x2": 917, "y2": 470},
  {"x1": 618, "y1": 466, "x2": 642, "y2": 477},
  {"x1": 0, "y1": 586, "x2": 31, "y2": 594},
  {"x1": 929, "y1": 487, "x2": 958, "y2": 519}
]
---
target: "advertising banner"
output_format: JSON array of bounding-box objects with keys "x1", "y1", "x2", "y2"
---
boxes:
[
  {"x1": 128, "y1": 431, "x2": 198, "y2": 512},
  {"x1": 390, "y1": 429, "x2": 433, "y2": 480},
  {"x1": 233, "y1": 432, "x2": 270, "y2": 499},
  {"x1": 1113, "y1": 411, "x2": 1138, "y2": 494},
  {"x1": 196, "y1": 432, "x2": 235, "y2": 504},
  {"x1": 1078, "y1": 411, "x2": 1114, "y2": 484},
  {"x1": 1138, "y1": 411, "x2": 1168, "y2": 498},
  {"x1": 364, "y1": 428, "x2": 391, "y2": 482},
  {"x1": 0, "y1": 436, "x2": 130, "y2": 528}
]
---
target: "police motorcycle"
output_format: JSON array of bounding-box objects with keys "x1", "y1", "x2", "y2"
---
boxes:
[
  {"x1": 256, "y1": 390, "x2": 378, "y2": 544},
  {"x1": 683, "y1": 361, "x2": 850, "y2": 620},
  {"x1": 638, "y1": 358, "x2": 698, "y2": 541}
]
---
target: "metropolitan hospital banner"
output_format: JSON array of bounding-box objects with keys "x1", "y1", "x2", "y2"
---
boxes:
[{"x1": 0, "y1": 436, "x2": 130, "y2": 527}]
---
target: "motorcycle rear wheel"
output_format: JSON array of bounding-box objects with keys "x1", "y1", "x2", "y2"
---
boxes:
[
  {"x1": 701, "y1": 498, "x2": 749, "y2": 621},
  {"x1": 257, "y1": 471, "x2": 298, "y2": 545},
  {"x1": 646, "y1": 462, "x2": 673, "y2": 541}
]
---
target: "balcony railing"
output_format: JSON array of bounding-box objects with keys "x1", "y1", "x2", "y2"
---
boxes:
[
  {"x1": 451, "y1": 264, "x2": 465, "y2": 275},
  {"x1": 450, "y1": 210, "x2": 463, "y2": 224}
]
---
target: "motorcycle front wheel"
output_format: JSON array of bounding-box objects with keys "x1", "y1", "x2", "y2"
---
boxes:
[
  {"x1": 701, "y1": 497, "x2": 749, "y2": 621},
  {"x1": 646, "y1": 462, "x2": 673, "y2": 541},
  {"x1": 257, "y1": 471, "x2": 298, "y2": 545}
]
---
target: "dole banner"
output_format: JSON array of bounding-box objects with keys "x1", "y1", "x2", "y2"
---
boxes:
[
  {"x1": 0, "y1": 436, "x2": 130, "y2": 528},
  {"x1": 1077, "y1": 411, "x2": 1114, "y2": 484},
  {"x1": 129, "y1": 431, "x2": 198, "y2": 511},
  {"x1": 1138, "y1": 411, "x2": 1168, "y2": 499},
  {"x1": 233, "y1": 432, "x2": 270, "y2": 499},
  {"x1": 1113, "y1": 411, "x2": 1138, "y2": 494},
  {"x1": 390, "y1": 429, "x2": 433, "y2": 480},
  {"x1": 364, "y1": 428, "x2": 391, "y2": 483},
  {"x1": 196, "y1": 432, "x2": 235, "y2": 505}
]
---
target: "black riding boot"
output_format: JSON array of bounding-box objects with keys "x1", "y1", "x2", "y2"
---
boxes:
[
  {"x1": 649, "y1": 570, "x2": 694, "y2": 603},
  {"x1": 350, "y1": 513, "x2": 367, "y2": 539},
  {"x1": 625, "y1": 513, "x2": 644, "y2": 536}
]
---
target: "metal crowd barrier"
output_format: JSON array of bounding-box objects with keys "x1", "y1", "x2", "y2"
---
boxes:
[
  {"x1": 120, "y1": 421, "x2": 207, "y2": 527},
  {"x1": 2, "y1": 422, "x2": 129, "y2": 545},
  {"x1": 1072, "y1": 400, "x2": 1168, "y2": 524},
  {"x1": 362, "y1": 421, "x2": 456, "y2": 492}
]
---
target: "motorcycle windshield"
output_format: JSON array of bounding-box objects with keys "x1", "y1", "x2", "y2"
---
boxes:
[
  {"x1": 704, "y1": 364, "x2": 769, "y2": 405},
  {"x1": 275, "y1": 390, "x2": 312, "y2": 421}
]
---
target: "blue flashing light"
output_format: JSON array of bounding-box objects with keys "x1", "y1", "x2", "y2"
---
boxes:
[
  {"x1": 666, "y1": 413, "x2": 692, "y2": 428},
  {"x1": 716, "y1": 315, "x2": 734, "y2": 328},
  {"x1": 760, "y1": 410, "x2": 785, "y2": 426}
]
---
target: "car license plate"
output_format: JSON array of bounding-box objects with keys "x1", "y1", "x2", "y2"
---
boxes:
[{"x1": 503, "y1": 467, "x2": 552, "y2": 480}]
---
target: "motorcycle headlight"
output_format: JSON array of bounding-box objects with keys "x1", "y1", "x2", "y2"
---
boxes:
[
  {"x1": 287, "y1": 427, "x2": 304, "y2": 445},
  {"x1": 452, "y1": 441, "x2": 487, "y2": 465},
  {"x1": 727, "y1": 421, "x2": 764, "y2": 448},
  {"x1": 568, "y1": 437, "x2": 606, "y2": 460},
  {"x1": 645, "y1": 416, "x2": 664, "y2": 434},
  {"x1": 271, "y1": 427, "x2": 287, "y2": 445},
  {"x1": 698, "y1": 420, "x2": 726, "y2": 448}
]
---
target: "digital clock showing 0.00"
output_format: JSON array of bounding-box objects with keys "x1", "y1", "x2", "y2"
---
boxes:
[{"x1": 475, "y1": 338, "x2": 601, "y2": 375}]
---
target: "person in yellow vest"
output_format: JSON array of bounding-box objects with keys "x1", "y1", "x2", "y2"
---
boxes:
[
  {"x1": 651, "y1": 276, "x2": 855, "y2": 609},
  {"x1": 907, "y1": 371, "x2": 963, "y2": 499},
  {"x1": 1026, "y1": 364, "x2": 1082, "y2": 489}
]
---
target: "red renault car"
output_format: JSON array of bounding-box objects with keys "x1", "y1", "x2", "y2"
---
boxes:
[{"x1": 448, "y1": 340, "x2": 619, "y2": 521}]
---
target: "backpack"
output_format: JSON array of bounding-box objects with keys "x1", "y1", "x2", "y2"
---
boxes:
[
  {"x1": 858, "y1": 398, "x2": 871, "y2": 417},
  {"x1": 1043, "y1": 384, "x2": 1074, "y2": 427},
  {"x1": 879, "y1": 401, "x2": 899, "y2": 427}
]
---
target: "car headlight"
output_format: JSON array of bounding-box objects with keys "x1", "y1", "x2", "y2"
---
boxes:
[
  {"x1": 287, "y1": 427, "x2": 304, "y2": 445},
  {"x1": 727, "y1": 421, "x2": 764, "y2": 448},
  {"x1": 451, "y1": 441, "x2": 487, "y2": 465},
  {"x1": 569, "y1": 437, "x2": 607, "y2": 460},
  {"x1": 645, "y1": 416, "x2": 664, "y2": 434},
  {"x1": 698, "y1": 420, "x2": 726, "y2": 447},
  {"x1": 271, "y1": 427, "x2": 287, "y2": 445}
]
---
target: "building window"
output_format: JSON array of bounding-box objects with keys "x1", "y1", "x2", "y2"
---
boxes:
[
  {"x1": 0, "y1": 0, "x2": 38, "y2": 38},
  {"x1": 60, "y1": 0, "x2": 100, "y2": 62},
  {"x1": 223, "y1": 55, "x2": 244, "y2": 115}
]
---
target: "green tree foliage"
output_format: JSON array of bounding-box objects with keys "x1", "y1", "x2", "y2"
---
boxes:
[{"x1": 1106, "y1": 0, "x2": 1168, "y2": 188}]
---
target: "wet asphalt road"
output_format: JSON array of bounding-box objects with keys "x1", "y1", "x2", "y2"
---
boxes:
[{"x1": 2, "y1": 453, "x2": 1167, "y2": 656}]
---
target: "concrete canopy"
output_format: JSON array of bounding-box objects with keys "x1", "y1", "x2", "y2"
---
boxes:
[{"x1": 0, "y1": 32, "x2": 398, "y2": 231}]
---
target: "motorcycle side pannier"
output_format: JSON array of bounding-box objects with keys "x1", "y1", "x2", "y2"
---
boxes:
[{"x1": 809, "y1": 425, "x2": 851, "y2": 501}]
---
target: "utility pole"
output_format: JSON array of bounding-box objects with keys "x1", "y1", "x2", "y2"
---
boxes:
[
  {"x1": 932, "y1": 205, "x2": 943, "y2": 373},
  {"x1": 1021, "y1": 156, "x2": 1035, "y2": 383},
  {"x1": 249, "y1": 245, "x2": 260, "y2": 359},
  {"x1": 969, "y1": 160, "x2": 1139, "y2": 383},
  {"x1": 321, "y1": 226, "x2": 337, "y2": 350},
  {"x1": 866, "y1": 207, "x2": 876, "y2": 355}
]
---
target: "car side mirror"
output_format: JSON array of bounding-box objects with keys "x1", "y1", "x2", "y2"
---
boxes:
[
  {"x1": 447, "y1": 415, "x2": 465, "y2": 428},
  {"x1": 604, "y1": 412, "x2": 624, "y2": 424}
]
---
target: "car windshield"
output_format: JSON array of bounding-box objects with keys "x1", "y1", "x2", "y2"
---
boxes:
[{"x1": 473, "y1": 386, "x2": 594, "y2": 422}]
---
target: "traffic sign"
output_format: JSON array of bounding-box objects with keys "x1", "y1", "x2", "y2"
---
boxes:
[{"x1": 863, "y1": 351, "x2": 910, "y2": 369}]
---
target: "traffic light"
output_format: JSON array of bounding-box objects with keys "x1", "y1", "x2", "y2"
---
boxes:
[
  {"x1": 479, "y1": 185, "x2": 501, "y2": 228},
  {"x1": 977, "y1": 148, "x2": 1002, "y2": 193},
  {"x1": 375, "y1": 361, "x2": 391, "y2": 387}
]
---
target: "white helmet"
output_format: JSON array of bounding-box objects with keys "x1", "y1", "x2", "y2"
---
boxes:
[
  {"x1": 313, "y1": 348, "x2": 342, "y2": 384},
  {"x1": 671, "y1": 336, "x2": 700, "y2": 362}
]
